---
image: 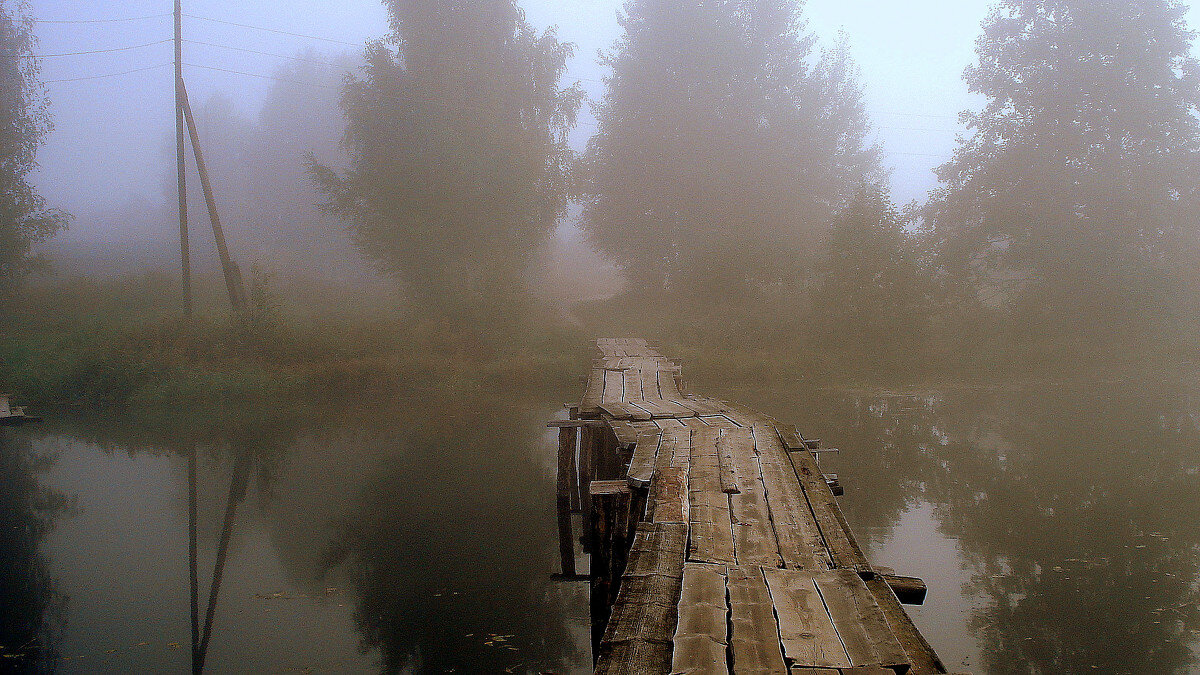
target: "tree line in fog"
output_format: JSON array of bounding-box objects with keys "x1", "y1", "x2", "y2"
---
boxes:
[{"x1": 5, "y1": 0, "x2": 1200, "y2": 372}]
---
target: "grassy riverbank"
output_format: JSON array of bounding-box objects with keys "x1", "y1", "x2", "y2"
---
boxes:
[
  {"x1": 4, "y1": 273, "x2": 1191, "y2": 429},
  {"x1": 0, "y1": 274, "x2": 585, "y2": 425}
]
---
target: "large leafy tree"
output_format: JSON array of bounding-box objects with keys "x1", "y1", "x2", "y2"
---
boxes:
[
  {"x1": 812, "y1": 184, "x2": 932, "y2": 366},
  {"x1": 926, "y1": 0, "x2": 1200, "y2": 347},
  {"x1": 578, "y1": 0, "x2": 880, "y2": 299},
  {"x1": 312, "y1": 0, "x2": 581, "y2": 325},
  {"x1": 0, "y1": 3, "x2": 69, "y2": 300}
]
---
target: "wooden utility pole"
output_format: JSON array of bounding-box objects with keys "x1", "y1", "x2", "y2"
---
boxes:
[
  {"x1": 179, "y1": 81, "x2": 247, "y2": 314},
  {"x1": 174, "y1": 0, "x2": 191, "y2": 316}
]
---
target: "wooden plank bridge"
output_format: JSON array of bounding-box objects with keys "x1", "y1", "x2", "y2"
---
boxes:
[{"x1": 552, "y1": 339, "x2": 949, "y2": 674}]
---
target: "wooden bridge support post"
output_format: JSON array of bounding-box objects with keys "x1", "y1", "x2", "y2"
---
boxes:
[
  {"x1": 580, "y1": 425, "x2": 597, "y2": 553},
  {"x1": 557, "y1": 425, "x2": 578, "y2": 577},
  {"x1": 590, "y1": 479, "x2": 631, "y2": 660},
  {"x1": 568, "y1": 406, "x2": 581, "y2": 513}
]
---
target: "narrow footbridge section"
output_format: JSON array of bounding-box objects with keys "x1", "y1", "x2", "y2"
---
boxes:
[{"x1": 552, "y1": 339, "x2": 948, "y2": 675}]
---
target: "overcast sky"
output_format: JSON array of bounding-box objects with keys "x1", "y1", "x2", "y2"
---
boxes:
[{"x1": 28, "y1": 0, "x2": 1200, "y2": 222}]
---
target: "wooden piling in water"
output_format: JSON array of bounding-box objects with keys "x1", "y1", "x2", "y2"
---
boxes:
[
  {"x1": 580, "y1": 425, "x2": 597, "y2": 553},
  {"x1": 590, "y1": 479, "x2": 631, "y2": 658},
  {"x1": 558, "y1": 425, "x2": 578, "y2": 577}
]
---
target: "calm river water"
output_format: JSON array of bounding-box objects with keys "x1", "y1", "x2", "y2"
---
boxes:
[{"x1": 2, "y1": 377, "x2": 1197, "y2": 673}]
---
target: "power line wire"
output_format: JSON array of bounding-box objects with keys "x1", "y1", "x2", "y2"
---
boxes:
[
  {"x1": 182, "y1": 39, "x2": 349, "y2": 67},
  {"x1": 33, "y1": 13, "x2": 170, "y2": 24},
  {"x1": 44, "y1": 62, "x2": 171, "y2": 83},
  {"x1": 183, "y1": 14, "x2": 362, "y2": 47},
  {"x1": 31, "y1": 39, "x2": 171, "y2": 58},
  {"x1": 185, "y1": 61, "x2": 343, "y2": 86}
]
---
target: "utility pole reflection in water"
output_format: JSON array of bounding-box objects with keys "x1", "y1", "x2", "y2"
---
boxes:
[{"x1": 189, "y1": 449, "x2": 253, "y2": 674}]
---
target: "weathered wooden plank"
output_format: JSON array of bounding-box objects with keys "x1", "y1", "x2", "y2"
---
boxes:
[
  {"x1": 749, "y1": 426, "x2": 829, "y2": 569},
  {"x1": 604, "y1": 368, "x2": 625, "y2": 403},
  {"x1": 672, "y1": 563, "x2": 729, "y2": 674},
  {"x1": 674, "y1": 396, "x2": 730, "y2": 415},
  {"x1": 657, "y1": 366, "x2": 683, "y2": 400},
  {"x1": 601, "y1": 571, "x2": 681, "y2": 644},
  {"x1": 649, "y1": 466, "x2": 689, "y2": 523},
  {"x1": 716, "y1": 413, "x2": 746, "y2": 427},
  {"x1": 624, "y1": 398, "x2": 694, "y2": 420},
  {"x1": 688, "y1": 426, "x2": 736, "y2": 564},
  {"x1": 694, "y1": 413, "x2": 743, "y2": 429},
  {"x1": 617, "y1": 337, "x2": 651, "y2": 356},
  {"x1": 655, "y1": 428, "x2": 688, "y2": 467},
  {"x1": 774, "y1": 421, "x2": 807, "y2": 451},
  {"x1": 654, "y1": 396, "x2": 699, "y2": 418},
  {"x1": 628, "y1": 399, "x2": 669, "y2": 418},
  {"x1": 547, "y1": 419, "x2": 606, "y2": 428},
  {"x1": 630, "y1": 419, "x2": 662, "y2": 433},
  {"x1": 595, "y1": 522, "x2": 687, "y2": 674},
  {"x1": 727, "y1": 566, "x2": 788, "y2": 674},
  {"x1": 715, "y1": 427, "x2": 743, "y2": 494},
  {"x1": 762, "y1": 568, "x2": 851, "y2": 669},
  {"x1": 600, "y1": 401, "x2": 655, "y2": 421},
  {"x1": 724, "y1": 401, "x2": 773, "y2": 423},
  {"x1": 839, "y1": 666, "x2": 896, "y2": 674},
  {"x1": 655, "y1": 416, "x2": 689, "y2": 436},
  {"x1": 880, "y1": 574, "x2": 927, "y2": 605},
  {"x1": 623, "y1": 367, "x2": 644, "y2": 403},
  {"x1": 646, "y1": 426, "x2": 690, "y2": 523},
  {"x1": 788, "y1": 447, "x2": 869, "y2": 571},
  {"x1": 812, "y1": 569, "x2": 908, "y2": 669},
  {"x1": 609, "y1": 419, "x2": 640, "y2": 448},
  {"x1": 581, "y1": 368, "x2": 605, "y2": 410},
  {"x1": 721, "y1": 427, "x2": 780, "y2": 567},
  {"x1": 595, "y1": 640, "x2": 671, "y2": 675},
  {"x1": 625, "y1": 521, "x2": 687, "y2": 578},
  {"x1": 862, "y1": 576, "x2": 946, "y2": 675},
  {"x1": 729, "y1": 486, "x2": 783, "y2": 567},
  {"x1": 634, "y1": 362, "x2": 659, "y2": 401},
  {"x1": 627, "y1": 431, "x2": 662, "y2": 488}
]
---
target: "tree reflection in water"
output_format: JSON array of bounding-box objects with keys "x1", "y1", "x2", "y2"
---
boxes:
[
  {"x1": 0, "y1": 430, "x2": 75, "y2": 672},
  {"x1": 757, "y1": 380, "x2": 1200, "y2": 674},
  {"x1": 315, "y1": 400, "x2": 582, "y2": 673}
]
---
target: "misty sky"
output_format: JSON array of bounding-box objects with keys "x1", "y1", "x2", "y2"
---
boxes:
[{"x1": 29, "y1": 0, "x2": 1200, "y2": 227}]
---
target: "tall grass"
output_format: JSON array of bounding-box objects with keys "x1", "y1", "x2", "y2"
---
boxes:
[{"x1": 0, "y1": 273, "x2": 586, "y2": 423}]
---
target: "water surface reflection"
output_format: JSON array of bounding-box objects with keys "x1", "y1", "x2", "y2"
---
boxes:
[
  {"x1": 2, "y1": 383, "x2": 588, "y2": 673},
  {"x1": 735, "y1": 379, "x2": 1200, "y2": 674},
  {"x1": 4, "y1": 376, "x2": 1197, "y2": 673}
]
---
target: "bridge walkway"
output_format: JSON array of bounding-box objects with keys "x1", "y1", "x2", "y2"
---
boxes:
[{"x1": 553, "y1": 338, "x2": 948, "y2": 675}]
